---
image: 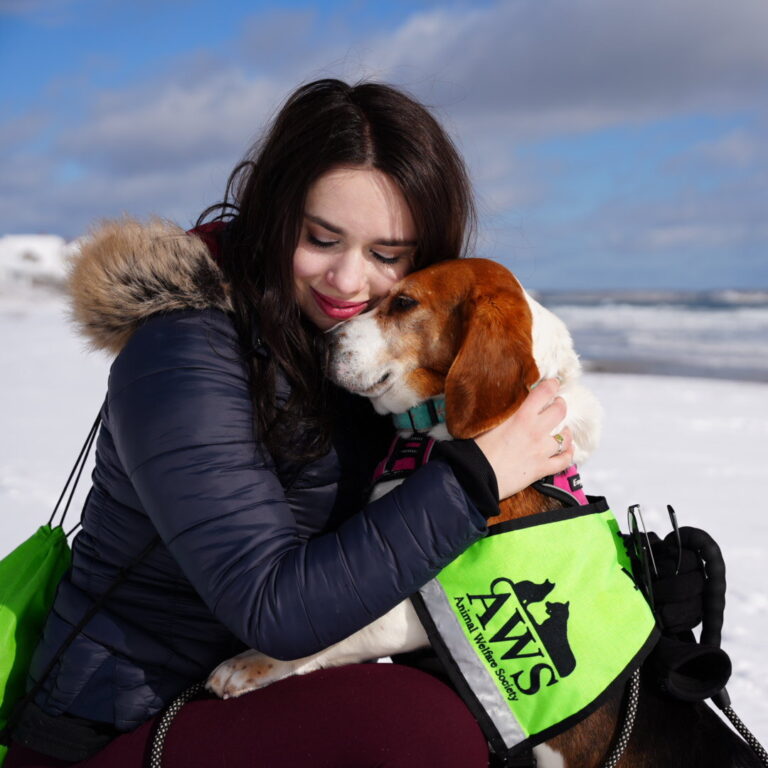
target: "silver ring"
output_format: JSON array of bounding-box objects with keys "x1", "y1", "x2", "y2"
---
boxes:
[{"x1": 553, "y1": 433, "x2": 565, "y2": 456}]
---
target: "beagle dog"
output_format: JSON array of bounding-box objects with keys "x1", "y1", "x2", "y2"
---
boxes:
[
  {"x1": 208, "y1": 260, "x2": 764, "y2": 768},
  {"x1": 208, "y1": 258, "x2": 602, "y2": 696}
]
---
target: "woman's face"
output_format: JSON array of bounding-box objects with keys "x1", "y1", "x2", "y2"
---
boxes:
[{"x1": 293, "y1": 167, "x2": 417, "y2": 331}]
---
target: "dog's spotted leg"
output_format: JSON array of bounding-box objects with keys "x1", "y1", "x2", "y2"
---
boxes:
[
  {"x1": 207, "y1": 600, "x2": 428, "y2": 698},
  {"x1": 206, "y1": 649, "x2": 297, "y2": 698}
]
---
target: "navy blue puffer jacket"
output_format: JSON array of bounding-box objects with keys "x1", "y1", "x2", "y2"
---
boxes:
[{"x1": 26, "y1": 219, "x2": 488, "y2": 732}]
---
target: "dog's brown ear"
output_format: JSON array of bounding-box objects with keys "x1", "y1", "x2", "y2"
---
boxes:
[{"x1": 444, "y1": 291, "x2": 539, "y2": 439}]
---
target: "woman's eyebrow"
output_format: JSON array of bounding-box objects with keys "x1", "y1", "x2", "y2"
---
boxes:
[
  {"x1": 306, "y1": 213, "x2": 343, "y2": 235},
  {"x1": 304, "y1": 213, "x2": 417, "y2": 247}
]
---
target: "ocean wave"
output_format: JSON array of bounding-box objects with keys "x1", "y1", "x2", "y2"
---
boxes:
[{"x1": 540, "y1": 298, "x2": 768, "y2": 381}]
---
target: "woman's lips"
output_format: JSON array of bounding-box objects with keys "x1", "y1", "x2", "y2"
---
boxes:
[{"x1": 311, "y1": 289, "x2": 368, "y2": 320}]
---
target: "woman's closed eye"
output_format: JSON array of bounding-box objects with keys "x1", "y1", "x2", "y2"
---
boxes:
[
  {"x1": 370, "y1": 250, "x2": 402, "y2": 266},
  {"x1": 309, "y1": 232, "x2": 408, "y2": 267},
  {"x1": 308, "y1": 233, "x2": 338, "y2": 249}
]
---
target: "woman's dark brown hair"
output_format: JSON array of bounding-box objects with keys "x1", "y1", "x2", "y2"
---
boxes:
[{"x1": 199, "y1": 78, "x2": 476, "y2": 463}]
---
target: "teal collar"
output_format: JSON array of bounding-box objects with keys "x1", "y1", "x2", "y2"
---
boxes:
[{"x1": 392, "y1": 396, "x2": 446, "y2": 432}]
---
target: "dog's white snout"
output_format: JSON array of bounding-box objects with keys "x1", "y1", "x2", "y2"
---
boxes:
[
  {"x1": 327, "y1": 316, "x2": 391, "y2": 391},
  {"x1": 326, "y1": 314, "x2": 423, "y2": 416}
]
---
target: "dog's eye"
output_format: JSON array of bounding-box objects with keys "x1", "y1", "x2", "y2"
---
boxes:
[{"x1": 391, "y1": 294, "x2": 418, "y2": 312}]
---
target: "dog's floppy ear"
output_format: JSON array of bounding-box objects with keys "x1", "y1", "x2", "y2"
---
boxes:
[{"x1": 444, "y1": 291, "x2": 539, "y2": 439}]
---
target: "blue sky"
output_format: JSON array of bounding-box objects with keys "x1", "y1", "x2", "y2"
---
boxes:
[{"x1": 1, "y1": 0, "x2": 767, "y2": 289}]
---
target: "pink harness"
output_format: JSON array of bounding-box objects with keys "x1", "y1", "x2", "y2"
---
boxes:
[
  {"x1": 547, "y1": 463, "x2": 589, "y2": 506},
  {"x1": 373, "y1": 434, "x2": 588, "y2": 507},
  {"x1": 372, "y1": 434, "x2": 436, "y2": 486}
]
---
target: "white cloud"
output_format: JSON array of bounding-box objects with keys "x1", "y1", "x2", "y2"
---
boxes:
[
  {"x1": 0, "y1": 111, "x2": 48, "y2": 152},
  {"x1": 2, "y1": 0, "x2": 768, "y2": 288},
  {"x1": 360, "y1": 0, "x2": 768, "y2": 134},
  {"x1": 45, "y1": 0, "x2": 768, "y2": 184},
  {"x1": 688, "y1": 129, "x2": 765, "y2": 170},
  {"x1": 589, "y1": 168, "x2": 768, "y2": 256},
  {"x1": 59, "y1": 70, "x2": 284, "y2": 175}
]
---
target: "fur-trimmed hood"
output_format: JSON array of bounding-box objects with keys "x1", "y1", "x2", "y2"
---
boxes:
[{"x1": 69, "y1": 217, "x2": 232, "y2": 355}]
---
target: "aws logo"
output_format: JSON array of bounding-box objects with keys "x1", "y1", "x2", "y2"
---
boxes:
[{"x1": 465, "y1": 576, "x2": 576, "y2": 696}]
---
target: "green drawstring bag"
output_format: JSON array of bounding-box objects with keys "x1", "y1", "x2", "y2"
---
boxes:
[
  {"x1": 0, "y1": 414, "x2": 100, "y2": 765},
  {"x1": 0, "y1": 525, "x2": 72, "y2": 764}
]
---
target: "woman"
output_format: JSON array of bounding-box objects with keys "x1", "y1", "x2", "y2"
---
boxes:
[{"x1": 7, "y1": 79, "x2": 573, "y2": 767}]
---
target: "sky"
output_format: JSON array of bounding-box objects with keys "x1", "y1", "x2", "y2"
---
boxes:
[{"x1": 1, "y1": 0, "x2": 767, "y2": 290}]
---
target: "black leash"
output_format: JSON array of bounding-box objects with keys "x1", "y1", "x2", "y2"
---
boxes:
[
  {"x1": 147, "y1": 682, "x2": 207, "y2": 768},
  {"x1": 600, "y1": 669, "x2": 641, "y2": 768},
  {"x1": 714, "y1": 689, "x2": 768, "y2": 765}
]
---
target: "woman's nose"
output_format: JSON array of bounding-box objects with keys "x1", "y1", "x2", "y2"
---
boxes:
[{"x1": 326, "y1": 250, "x2": 366, "y2": 295}]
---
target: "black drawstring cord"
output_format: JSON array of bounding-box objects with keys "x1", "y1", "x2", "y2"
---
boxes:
[{"x1": 47, "y1": 412, "x2": 102, "y2": 529}]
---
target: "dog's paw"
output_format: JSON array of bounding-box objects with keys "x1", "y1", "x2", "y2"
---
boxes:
[{"x1": 206, "y1": 649, "x2": 296, "y2": 698}]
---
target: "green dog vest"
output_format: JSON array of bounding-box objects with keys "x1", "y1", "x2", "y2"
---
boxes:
[{"x1": 411, "y1": 497, "x2": 659, "y2": 758}]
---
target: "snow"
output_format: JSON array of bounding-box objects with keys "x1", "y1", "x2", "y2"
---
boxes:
[
  {"x1": 0, "y1": 234, "x2": 76, "y2": 291},
  {"x1": 585, "y1": 373, "x2": 768, "y2": 743},
  {"x1": 0, "y1": 292, "x2": 766, "y2": 748}
]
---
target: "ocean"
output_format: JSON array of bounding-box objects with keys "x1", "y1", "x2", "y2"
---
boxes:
[
  {"x1": 1, "y1": 281, "x2": 767, "y2": 383},
  {"x1": 535, "y1": 290, "x2": 768, "y2": 383}
]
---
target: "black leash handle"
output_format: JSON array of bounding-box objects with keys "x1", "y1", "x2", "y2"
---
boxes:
[
  {"x1": 674, "y1": 528, "x2": 768, "y2": 765},
  {"x1": 673, "y1": 527, "x2": 726, "y2": 648}
]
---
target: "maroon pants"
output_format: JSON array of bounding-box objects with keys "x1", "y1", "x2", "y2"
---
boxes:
[{"x1": 7, "y1": 664, "x2": 489, "y2": 767}]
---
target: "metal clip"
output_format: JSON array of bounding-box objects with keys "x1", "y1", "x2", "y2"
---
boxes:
[
  {"x1": 667, "y1": 504, "x2": 683, "y2": 576},
  {"x1": 627, "y1": 504, "x2": 657, "y2": 604}
]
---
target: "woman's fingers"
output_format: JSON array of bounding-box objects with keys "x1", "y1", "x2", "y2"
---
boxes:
[
  {"x1": 521, "y1": 380, "x2": 567, "y2": 431},
  {"x1": 525, "y1": 378, "x2": 561, "y2": 412},
  {"x1": 473, "y1": 379, "x2": 575, "y2": 500}
]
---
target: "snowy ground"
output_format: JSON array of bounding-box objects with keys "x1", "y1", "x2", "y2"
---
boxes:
[
  {"x1": 585, "y1": 373, "x2": 768, "y2": 745},
  {"x1": 1, "y1": 293, "x2": 766, "y2": 747}
]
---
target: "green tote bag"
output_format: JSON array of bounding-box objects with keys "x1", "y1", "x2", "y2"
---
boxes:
[
  {"x1": 0, "y1": 414, "x2": 100, "y2": 765},
  {"x1": 0, "y1": 525, "x2": 72, "y2": 763}
]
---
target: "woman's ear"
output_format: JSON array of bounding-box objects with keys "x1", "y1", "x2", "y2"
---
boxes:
[{"x1": 444, "y1": 292, "x2": 539, "y2": 439}]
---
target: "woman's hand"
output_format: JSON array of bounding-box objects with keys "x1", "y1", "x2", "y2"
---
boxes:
[{"x1": 473, "y1": 378, "x2": 573, "y2": 500}]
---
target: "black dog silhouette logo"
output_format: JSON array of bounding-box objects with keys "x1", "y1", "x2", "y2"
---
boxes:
[{"x1": 465, "y1": 576, "x2": 576, "y2": 696}]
